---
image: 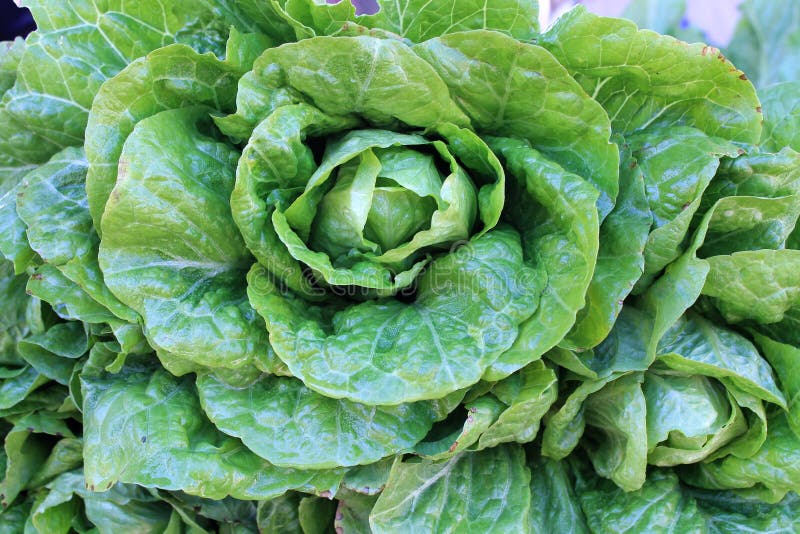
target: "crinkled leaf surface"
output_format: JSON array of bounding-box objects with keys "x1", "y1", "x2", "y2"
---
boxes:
[
  {"x1": 81, "y1": 362, "x2": 344, "y2": 500},
  {"x1": 370, "y1": 445, "x2": 530, "y2": 533},
  {"x1": 249, "y1": 227, "x2": 541, "y2": 404},
  {"x1": 196, "y1": 373, "x2": 438, "y2": 469},
  {"x1": 98, "y1": 108, "x2": 272, "y2": 376},
  {"x1": 415, "y1": 30, "x2": 618, "y2": 218},
  {"x1": 539, "y1": 6, "x2": 762, "y2": 143}
]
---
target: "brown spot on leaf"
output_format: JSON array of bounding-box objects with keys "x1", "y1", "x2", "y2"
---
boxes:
[
  {"x1": 739, "y1": 73, "x2": 748, "y2": 81},
  {"x1": 30, "y1": 273, "x2": 42, "y2": 280},
  {"x1": 756, "y1": 106, "x2": 762, "y2": 113},
  {"x1": 449, "y1": 441, "x2": 460, "y2": 452},
  {"x1": 629, "y1": 160, "x2": 638, "y2": 169},
  {"x1": 681, "y1": 202, "x2": 690, "y2": 210},
  {"x1": 737, "y1": 148, "x2": 745, "y2": 155}
]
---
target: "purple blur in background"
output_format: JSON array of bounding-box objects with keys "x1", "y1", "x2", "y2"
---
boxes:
[{"x1": 1, "y1": 0, "x2": 35, "y2": 40}]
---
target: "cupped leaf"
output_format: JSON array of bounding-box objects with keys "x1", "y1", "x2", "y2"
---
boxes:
[
  {"x1": 85, "y1": 31, "x2": 271, "y2": 231},
  {"x1": 702, "y1": 250, "x2": 800, "y2": 328},
  {"x1": 539, "y1": 6, "x2": 762, "y2": 144},
  {"x1": 217, "y1": 35, "x2": 469, "y2": 140},
  {"x1": 82, "y1": 362, "x2": 345, "y2": 500},
  {"x1": 478, "y1": 360, "x2": 558, "y2": 449},
  {"x1": 415, "y1": 30, "x2": 618, "y2": 218},
  {"x1": 680, "y1": 412, "x2": 800, "y2": 500},
  {"x1": 17, "y1": 322, "x2": 89, "y2": 385},
  {"x1": 196, "y1": 373, "x2": 439, "y2": 469},
  {"x1": 484, "y1": 138, "x2": 599, "y2": 380},
  {"x1": 573, "y1": 460, "x2": 706, "y2": 533},
  {"x1": 751, "y1": 334, "x2": 800, "y2": 439},
  {"x1": 582, "y1": 373, "x2": 648, "y2": 491},
  {"x1": 369, "y1": 445, "x2": 531, "y2": 533},
  {"x1": 625, "y1": 126, "x2": 739, "y2": 288},
  {"x1": 657, "y1": 313, "x2": 785, "y2": 408},
  {"x1": 248, "y1": 227, "x2": 542, "y2": 404},
  {"x1": 98, "y1": 108, "x2": 273, "y2": 375},
  {"x1": 414, "y1": 396, "x2": 506, "y2": 461}
]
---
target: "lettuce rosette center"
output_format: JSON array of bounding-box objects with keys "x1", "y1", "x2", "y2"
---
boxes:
[{"x1": 271, "y1": 128, "x2": 483, "y2": 296}]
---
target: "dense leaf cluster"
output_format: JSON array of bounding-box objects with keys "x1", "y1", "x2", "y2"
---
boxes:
[{"x1": 0, "y1": 0, "x2": 798, "y2": 531}]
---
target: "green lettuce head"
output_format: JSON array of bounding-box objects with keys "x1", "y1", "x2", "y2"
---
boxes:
[{"x1": 85, "y1": 29, "x2": 612, "y2": 405}]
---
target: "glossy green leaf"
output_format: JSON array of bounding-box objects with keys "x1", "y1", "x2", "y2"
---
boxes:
[
  {"x1": 414, "y1": 396, "x2": 506, "y2": 460},
  {"x1": 760, "y1": 82, "x2": 800, "y2": 152},
  {"x1": 582, "y1": 373, "x2": 648, "y2": 491},
  {"x1": 85, "y1": 32, "x2": 270, "y2": 231},
  {"x1": 257, "y1": 493, "x2": 302, "y2": 534},
  {"x1": 370, "y1": 446, "x2": 530, "y2": 533},
  {"x1": 573, "y1": 461, "x2": 706, "y2": 533},
  {"x1": 82, "y1": 362, "x2": 345, "y2": 500},
  {"x1": 484, "y1": 138, "x2": 599, "y2": 379},
  {"x1": 249, "y1": 227, "x2": 541, "y2": 404},
  {"x1": 0, "y1": 261, "x2": 37, "y2": 366},
  {"x1": 98, "y1": 108, "x2": 273, "y2": 376},
  {"x1": 657, "y1": 313, "x2": 785, "y2": 408},
  {"x1": 298, "y1": 496, "x2": 336, "y2": 534},
  {"x1": 1, "y1": 0, "x2": 261, "y2": 185},
  {"x1": 540, "y1": 6, "x2": 762, "y2": 143},
  {"x1": 282, "y1": 0, "x2": 539, "y2": 41},
  {"x1": 563, "y1": 144, "x2": 651, "y2": 349},
  {"x1": 527, "y1": 454, "x2": 590, "y2": 534},
  {"x1": 196, "y1": 373, "x2": 438, "y2": 469},
  {"x1": 415, "y1": 30, "x2": 618, "y2": 218}
]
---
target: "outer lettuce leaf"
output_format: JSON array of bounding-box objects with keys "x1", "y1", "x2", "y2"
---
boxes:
[
  {"x1": 82, "y1": 362, "x2": 345, "y2": 500},
  {"x1": 539, "y1": 6, "x2": 762, "y2": 144},
  {"x1": 626, "y1": 127, "x2": 739, "y2": 287},
  {"x1": 414, "y1": 30, "x2": 618, "y2": 218},
  {"x1": 694, "y1": 489, "x2": 800, "y2": 533},
  {"x1": 15, "y1": 146, "x2": 137, "y2": 324},
  {"x1": 702, "y1": 250, "x2": 800, "y2": 328},
  {"x1": 527, "y1": 453, "x2": 590, "y2": 534},
  {"x1": 752, "y1": 334, "x2": 800, "y2": 439},
  {"x1": 0, "y1": 0, "x2": 261, "y2": 185},
  {"x1": 369, "y1": 446, "x2": 531, "y2": 533},
  {"x1": 573, "y1": 461, "x2": 707, "y2": 533},
  {"x1": 98, "y1": 108, "x2": 273, "y2": 376},
  {"x1": 196, "y1": 373, "x2": 439, "y2": 469},
  {"x1": 563, "y1": 140, "x2": 651, "y2": 349},
  {"x1": 0, "y1": 261, "x2": 39, "y2": 366},
  {"x1": 248, "y1": 227, "x2": 541, "y2": 404},
  {"x1": 726, "y1": 0, "x2": 800, "y2": 88},
  {"x1": 680, "y1": 413, "x2": 800, "y2": 501},
  {"x1": 484, "y1": 138, "x2": 599, "y2": 380},
  {"x1": 582, "y1": 373, "x2": 648, "y2": 491},
  {"x1": 85, "y1": 31, "x2": 270, "y2": 231}
]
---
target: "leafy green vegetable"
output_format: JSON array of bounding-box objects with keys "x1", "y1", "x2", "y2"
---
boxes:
[{"x1": 0, "y1": 0, "x2": 799, "y2": 531}]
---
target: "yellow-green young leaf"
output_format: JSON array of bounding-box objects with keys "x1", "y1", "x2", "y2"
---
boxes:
[
  {"x1": 98, "y1": 108, "x2": 273, "y2": 376},
  {"x1": 280, "y1": 0, "x2": 539, "y2": 41}
]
